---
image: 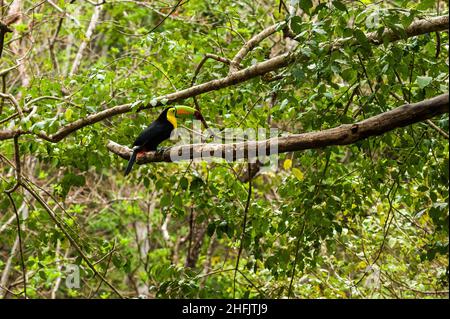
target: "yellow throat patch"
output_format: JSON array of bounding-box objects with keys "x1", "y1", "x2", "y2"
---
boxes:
[{"x1": 166, "y1": 108, "x2": 177, "y2": 128}]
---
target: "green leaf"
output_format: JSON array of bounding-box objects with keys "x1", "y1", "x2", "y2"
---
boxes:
[
  {"x1": 416, "y1": 0, "x2": 435, "y2": 10},
  {"x1": 207, "y1": 222, "x2": 216, "y2": 237},
  {"x1": 65, "y1": 108, "x2": 73, "y2": 121},
  {"x1": 179, "y1": 177, "x2": 189, "y2": 189},
  {"x1": 290, "y1": 16, "x2": 302, "y2": 34},
  {"x1": 353, "y1": 29, "x2": 369, "y2": 45},
  {"x1": 299, "y1": 0, "x2": 313, "y2": 12},
  {"x1": 160, "y1": 194, "x2": 171, "y2": 207},
  {"x1": 332, "y1": 1, "x2": 347, "y2": 12},
  {"x1": 416, "y1": 76, "x2": 432, "y2": 89},
  {"x1": 143, "y1": 176, "x2": 150, "y2": 188},
  {"x1": 59, "y1": 173, "x2": 86, "y2": 198},
  {"x1": 173, "y1": 195, "x2": 182, "y2": 208}
]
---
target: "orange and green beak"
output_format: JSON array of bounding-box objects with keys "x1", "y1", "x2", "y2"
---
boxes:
[
  {"x1": 174, "y1": 105, "x2": 209, "y2": 129},
  {"x1": 174, "y1": 105, "x2": 198, "y2": 118}
]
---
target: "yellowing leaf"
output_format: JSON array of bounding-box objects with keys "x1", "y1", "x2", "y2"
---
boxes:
[
  {"x1": 357, "y1": 261, "x2": 367, "y2": 270},
  {"x1": 283, "y1": 159, "x2": 292, "y2": 170},
  {"x1": 292, "y1": 168, "x2": 304, "y2": 181},
  {"x1": 211, "y1": 256, "x2": 221, "y2": 266},
  {"x1": 65, "y1": 108, "x2": 73, "y2": 121}
]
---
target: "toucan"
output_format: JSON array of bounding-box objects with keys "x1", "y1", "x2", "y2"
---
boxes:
[{"x1": 124, "y1": 105, "x2": 207, "y2": 176}]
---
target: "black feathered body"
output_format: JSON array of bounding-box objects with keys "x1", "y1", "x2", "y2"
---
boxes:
[
  {"x1": 124, "y1": 108, "x2": 174, "y2": 176},
  {"x1": 132, "y1": 118, "x2": 174, "y2": 151}
]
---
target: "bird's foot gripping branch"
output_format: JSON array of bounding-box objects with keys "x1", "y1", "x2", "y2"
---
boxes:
[{"x1": 108, "y1": 93, "x2": 449, "y2": 167}]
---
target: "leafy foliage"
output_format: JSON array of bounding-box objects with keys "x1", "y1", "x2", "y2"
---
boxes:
[{"x1": 0, "y1": 0, "x2": 448, "y2": 299}]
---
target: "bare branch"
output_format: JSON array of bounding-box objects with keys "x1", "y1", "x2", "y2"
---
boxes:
[
  {"x1": 0, "y1": 129, "x2": 24, "y2": 140},
  {"x1": 332, "y1": 15, "x2": 449, "y2": 48},
  {"x1": 191, "y1": 53, "x2": 234, "y2": 111},
  {"x1": 69, "y1": 5, "x2": 102, "y2": 76},
  {"x1": 5, "y1": 135, "x2": 21, "y2": 193},
  {"x1": 6, "y1": 192, "x2": 26, "y2": 298},
  {"x1": 46, "y1": 0, "x2": 81, "y2": 27},
  {"x1": 369, "y1": 15, "x2": 449, "y2": 44},
  {"x1": 233, "y1": 161, "x2": 252, "y2": 297},
  {"x1": 192, "y1": 54, "x2": 233, "y2": 86},
  {"x1": 229, "y1": 22, "x2": 286, "y2": 73},
  {"x1": 7, "y1": 2, "x2": 30, "y2": 89},
  {"x1": 0, "y1": 63, "x2": 20, "y2": 77},
  {"x1": 426, "y1": 119, "x2": 449, "y2": 139},
  {"x1": 0, "y1": 93, "x2": 23, "y2": 119},
  {"x1": 0, "y1": 236, "x2": 19, "y2": 298},
  {"x1": 144, "y1": 0, "x2": 183, "y2": 35},
  {"x1": 0, "y1": 214, "x2": 16, "y2": 234}
]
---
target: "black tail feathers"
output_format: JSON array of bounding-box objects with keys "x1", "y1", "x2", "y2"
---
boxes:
[{"x1": 124, "y1": 148, "x2": 138, "y2": 176}]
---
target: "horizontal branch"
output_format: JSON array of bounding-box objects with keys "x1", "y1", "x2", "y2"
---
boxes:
[
  {"x1": 143, "y1": 16, "x2": 448, "y2": 111},
  {"x1": 368, "y1": 15, "x2": 449, "y2": 44},
  {"x1": 331, "y1": 15, "x2": 449, "y2": 48},
  {"x1": 107, "y1": 93, "x2": 449, "y2": 163},
  {"x1": 0, "y1": 103, "x2": 133, "y2": 142},
  {"x1": 0, "y1": 16, "x2": 448, "y2": 142}
]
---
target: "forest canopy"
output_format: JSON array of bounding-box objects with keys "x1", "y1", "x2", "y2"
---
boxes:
[{"x1": 0, "y1": 0, "x2": 448, "y2": 299}]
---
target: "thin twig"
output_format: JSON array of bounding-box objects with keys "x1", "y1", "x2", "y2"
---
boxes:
[
  {"x1": 353, "y1": 132, "x2": 426, "y2": 288},
  {"x1": 144, "y1": 0, "x2": 186, "y2": 35},
  {"x1": 0, "y1": 236, "x2": 19, "y2": 298},
  {"x1": 0, "y1": 63, "x2": 20, "y2": 76},
  {"x1": 425, "y1": 119, "x2": 449, "y2": 139},
  {"x1": 233, "y1": 161, "x2": 252, "y2": 298},
  {"x1": 0, "y1": 214, "x2": 16, "y2": 234},
  {"x1": 90, "y1": 239, "x2": 116, "y2": 298},
  {"x1": 3, "y1": 135, "x2": 26, "y2": 297},
  {"x1": 6, "y1": 192, "x2": 26, "y2": 298},
  {"x1": 69, "y1": 5, "x2": 102, "y2": 76},
  {"x1": 0, "y1": 93, "x2": 23, "y2": 119},
  {"x1": 46, "y1": 0, "x2": 81, "y2": 27},
  {"x1": 191, "y1": 53, "x2": 232, "y2": 110},
  {"x1": 288, "y1": 222, "x2": 305, "y2": 298}
]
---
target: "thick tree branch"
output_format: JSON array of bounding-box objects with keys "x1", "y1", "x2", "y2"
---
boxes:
[
  {"x1": 138, "y1": 52, "x2": 293, "y2": 111},
  {"x1": 369, "y1": 15, "x2": 449, "y2": 44},
  {"x1": 107, "y1": 93, "x2": 449, "y2": 163},
  {"x1": 331, "y1": 15, "x2": 449, "y2": 48}
]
